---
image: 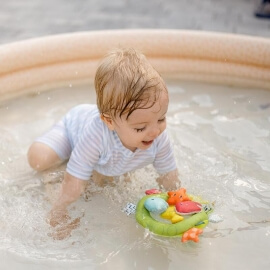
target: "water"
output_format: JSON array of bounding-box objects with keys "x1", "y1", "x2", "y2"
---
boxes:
[{"x1": 0, "y1": 81, "x2": 269, "y2": 269}]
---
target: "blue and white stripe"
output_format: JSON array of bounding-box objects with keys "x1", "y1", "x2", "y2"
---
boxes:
[{"x1": 36, "y1": 104, "x2": 176, "y2": 180}]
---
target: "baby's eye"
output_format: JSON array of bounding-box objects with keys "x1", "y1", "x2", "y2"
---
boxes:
[
  {"x1": 135, "y1": 127, "x2": 145, "y2": 133},
  {"x1": 158, "y1": 117, "x2": 166, "y2": 123}
]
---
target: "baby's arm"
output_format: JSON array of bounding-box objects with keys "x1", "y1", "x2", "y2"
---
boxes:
[
  {"x1": 49, "y1": 172, "x2": 87, "y2": 227},
  {"x1": 156, "y1": 169, "x2": 181, "y2": 190},
  {"x1": 154, "y1": 131, "x2": 181, "y2": 190}
]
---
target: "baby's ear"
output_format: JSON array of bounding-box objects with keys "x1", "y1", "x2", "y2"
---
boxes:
[{"x1": 100, "y1": 114, "x2": 114, "y2": 130}]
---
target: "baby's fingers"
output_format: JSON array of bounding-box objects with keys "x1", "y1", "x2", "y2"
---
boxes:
[
  {"x1": 49, "y1": 217, "x2": 81, "y2": 240},
  {"x1": 48, "y1": 210, "x2": 70, "y2": 227}
]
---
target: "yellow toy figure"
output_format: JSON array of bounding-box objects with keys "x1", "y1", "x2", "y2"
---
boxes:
[{"x1": 160, "y1": 206, "x2": 184, "y2": 223}]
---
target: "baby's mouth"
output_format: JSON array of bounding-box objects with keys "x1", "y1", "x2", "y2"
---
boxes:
[{"x1": 142, "y1": 140, "x2": 153, "y2": 146}]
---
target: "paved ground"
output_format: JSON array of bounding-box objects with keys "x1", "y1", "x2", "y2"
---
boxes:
[{"x1": 0, "y1": 0, "x2": 269, "y2": 45}]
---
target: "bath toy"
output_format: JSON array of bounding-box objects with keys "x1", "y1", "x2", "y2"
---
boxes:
[
  {"x1": 208, "y1": 214, "x2": 223, "y2": 223},
  {"x1": 160, "y1": 206, "x2": 184, "y2": 223},
  {"x1": 175, "y1": 201, "x2": 202, "y2": 215},
  {"x1": 136, "y1": 190, "x2": 213, "y2": 239},
  {"x1": 181, "y1": 228, "x2": 203, "y2": 243},
  {"x1": 145, "y1": 189, "x2": 162, "y2": 195},
  {"x1": 122, "y1": 202, "x2": 137, "y2": 216},
  {"x1": 144, "y1": 197, "x2": 168, "y2": 214},
  {"x1": 167, "y1": 188, "x2": 191, "y2": 205}
]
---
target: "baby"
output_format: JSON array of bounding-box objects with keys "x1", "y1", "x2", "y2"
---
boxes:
[{"x1": 27, "y1": 48, "x2": 181, "y2": 229}]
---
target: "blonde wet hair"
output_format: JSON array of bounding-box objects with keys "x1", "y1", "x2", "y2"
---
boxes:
[{"x1": 95, "y1": 48, "x2": 168, "y2": 120}]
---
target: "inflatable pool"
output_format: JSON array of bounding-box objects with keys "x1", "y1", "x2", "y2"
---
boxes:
[
  {"x1": 0, "y1": 29, "x2": 269, "y2": 269},
  {"x1": 0, "y1": 30, "x2": 269, "y2": 102}
]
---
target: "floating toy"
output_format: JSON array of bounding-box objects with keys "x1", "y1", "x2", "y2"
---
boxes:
[
  {"x1": 144, "y1": 197, "x2": 168, "y2": 214},
  {"x1": 175, "y1": 201, "x2": 202, "y2": 215},
  {"x1": 145, "y1": 189, "x2": 162, "y2": 195},
  {"x1": 181, "y1": 228, "x2": 203, "y2": 243},
  {"x1": 136, "y1": 188, "x2": 214, "y2": 243},
  {"x1": 208, "y1": 214, "x2": 223, "y2": 223},
  {"x1": 160, "y1": 206, "x2": 184, "y2": 223},
  {"x1": 167, "y1": 188, "x2": 191, "y2": 205}
]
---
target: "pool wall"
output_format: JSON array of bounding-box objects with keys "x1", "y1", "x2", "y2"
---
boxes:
[{"x1": 0, "y1": 29, "x2": 269, "y2": 101}]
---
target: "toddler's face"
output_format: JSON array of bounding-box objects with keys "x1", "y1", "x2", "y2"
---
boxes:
[{"x1": 106, "y1": 90, "x2": 168, "y2": 152}]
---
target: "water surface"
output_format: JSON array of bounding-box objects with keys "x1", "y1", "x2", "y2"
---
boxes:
[{"x1": 0, "y1": 81, "x2": 269, "y2": 269}]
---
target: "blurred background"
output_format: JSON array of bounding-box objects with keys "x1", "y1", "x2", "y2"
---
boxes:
[{"x1": 0, "y1": 0, "x2": 269, "y2": 45}]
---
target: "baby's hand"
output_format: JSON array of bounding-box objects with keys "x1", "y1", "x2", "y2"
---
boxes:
[
  {"x1": 48, "y1": 208, "x2": 70, "y2": 227},
  {"x1": 46, "y1": 172, "x2": 87, "y2": 240},
  {"x1": 156, "y1": 170, "x2": 181, "y2": 190},
  {"x1": 48, "y1": 208, "x2": 81, "y2": 240},
  {"x1": 49, "y1": 218, "x2": 81, "y2": 240}
]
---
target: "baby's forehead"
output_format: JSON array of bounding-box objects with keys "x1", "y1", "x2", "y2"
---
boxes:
[
  {"x1": 126, "y1": 94, "x2": 168, "y2": 122},
  {"x1": 113, "y1": 85, "x2": 169, "y2": 121}
]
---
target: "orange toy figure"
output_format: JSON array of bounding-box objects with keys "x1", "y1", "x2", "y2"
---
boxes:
[
  {"x1": 167, "y1": 188, "x2": 191, "y2": 205},
  {"x1": 181, "y1": 228, "x2": 203, "y2": 243}
]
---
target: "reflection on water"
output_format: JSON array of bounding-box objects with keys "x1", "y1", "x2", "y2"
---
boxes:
[{"x1": 0, "y1": 81, "x2": 269, "y2": 269}]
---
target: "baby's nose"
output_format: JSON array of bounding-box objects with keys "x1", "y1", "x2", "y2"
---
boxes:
[{"x1": 148, "y1": 126, "x2": 160, "y2": 138}]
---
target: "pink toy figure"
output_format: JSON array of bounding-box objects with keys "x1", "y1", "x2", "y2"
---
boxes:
[
  {"x1": 175, "y1": 201, "x2": 202, "y2": 215},
  {"x1": 145, "y1": 189, "x2": 162, "y2": 195}
]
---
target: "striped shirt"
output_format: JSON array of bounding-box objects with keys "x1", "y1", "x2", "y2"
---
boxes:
[{"x1": 41, "y1": 104, "x2": 177, "y2": 180}]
